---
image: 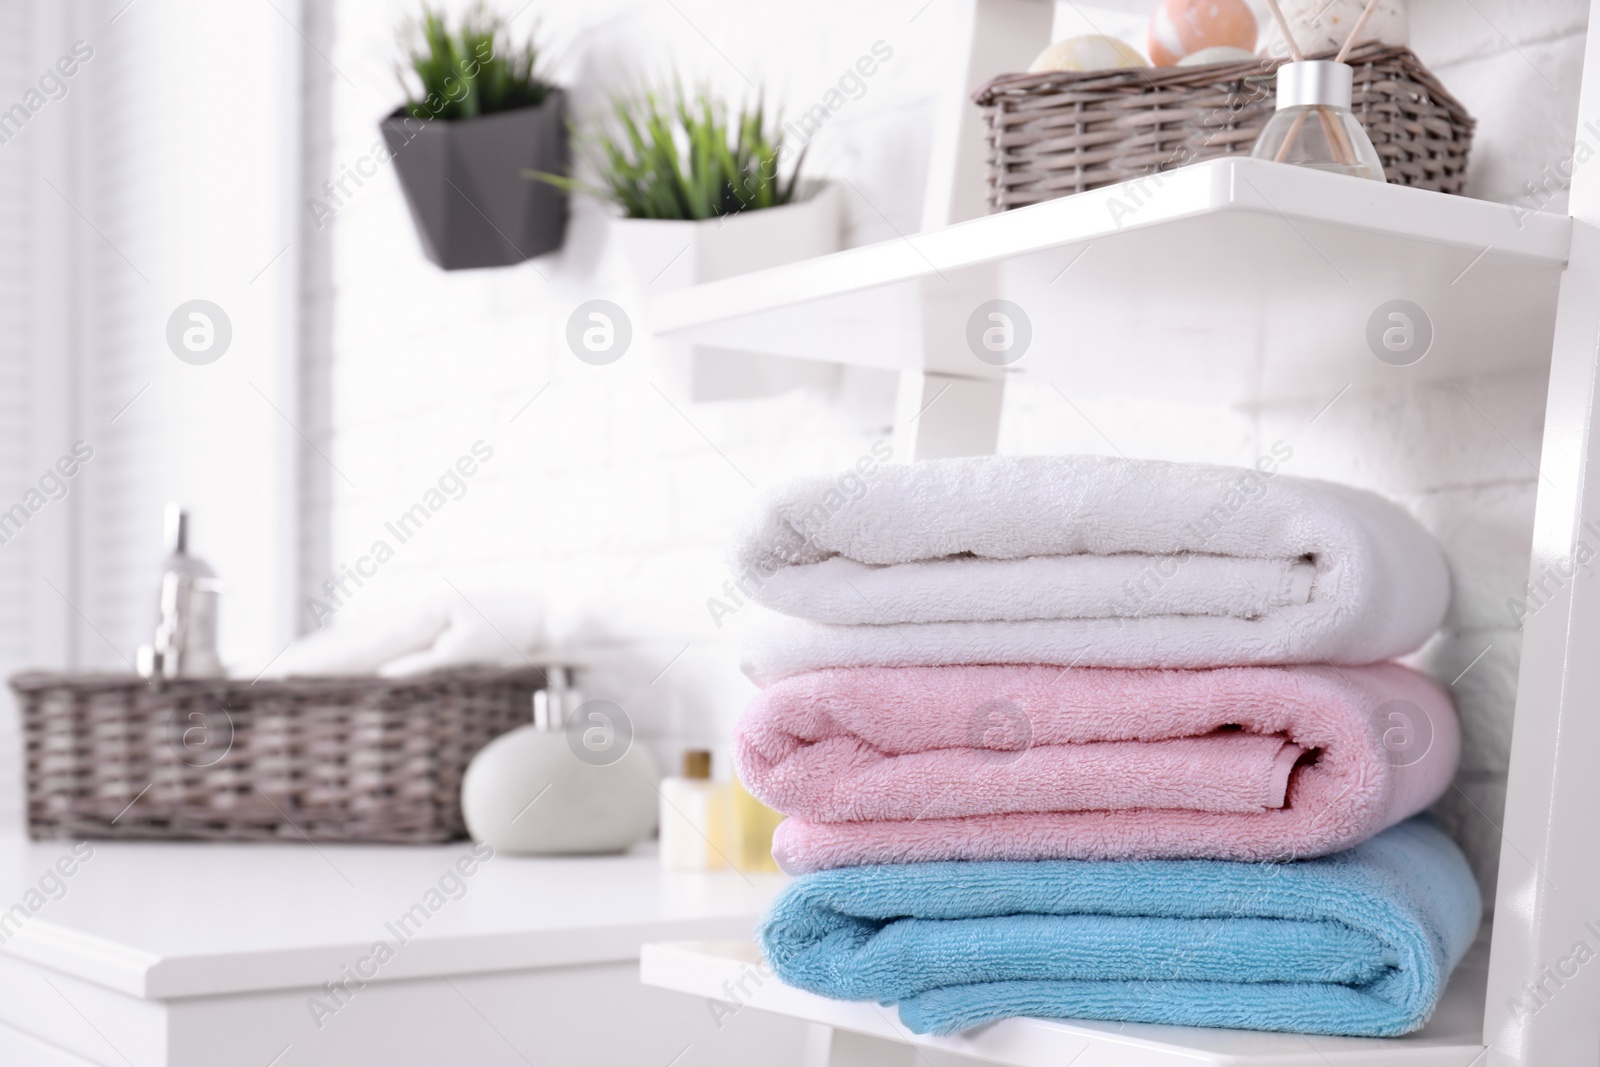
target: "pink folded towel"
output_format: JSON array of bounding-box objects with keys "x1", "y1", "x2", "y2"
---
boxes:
[{"x1": 734, "y1": 662, "x2": 1457, "y2": 872}]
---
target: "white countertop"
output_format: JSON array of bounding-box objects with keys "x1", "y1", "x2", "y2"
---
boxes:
[{"x1": 0, "y1": 834, "x2": 786, "y2": 1000}]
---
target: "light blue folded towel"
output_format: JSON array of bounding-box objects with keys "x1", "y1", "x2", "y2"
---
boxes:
[{"x1": 758, "y1": 817, "x2": 1480, "y2": 1037}]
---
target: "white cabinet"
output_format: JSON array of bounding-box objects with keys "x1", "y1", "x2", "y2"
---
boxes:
[{"x1": 0, "y1": 836, "x2": 804, "y2": 1066}]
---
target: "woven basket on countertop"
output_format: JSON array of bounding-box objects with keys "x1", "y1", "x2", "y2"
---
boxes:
[
  {"x1": 11, "y1": 666, "x2": 546, "y2": 843},
  {"x1": 973, "y1": 41, "x2": 1475, "y2": 210}
]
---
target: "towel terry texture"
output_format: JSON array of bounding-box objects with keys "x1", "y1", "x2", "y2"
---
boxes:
[
  {"x1": 735, "y1": 662, "x2": 1457, "y2": 872},
  {"x1": 732, "y1": 455, "x2": 1450, "y2": 685},
  {"x1": 757, "y1": 817, "x2": 1480, "y2": 1037}
]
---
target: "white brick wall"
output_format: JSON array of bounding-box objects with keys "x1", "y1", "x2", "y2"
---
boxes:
[
  {"x1": 1258, "y1": 371, "x2": 1546, "y2": 908},
  {"x1": 320, "y1": 0, "x2": 1588, "y2": 906}
]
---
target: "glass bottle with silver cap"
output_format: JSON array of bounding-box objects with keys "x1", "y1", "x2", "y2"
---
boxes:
[
  {"x1": 1251, "y1": 59, "x2": 1386, "y2": 182},
  {"x1": 136, "y1": 503, "x2": 224, "y2": 681}
]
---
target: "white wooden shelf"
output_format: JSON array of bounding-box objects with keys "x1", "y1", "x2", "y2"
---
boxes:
[
  {"x1": 650, "y1": 158, "x2": 1570, "y2": 404},
  {"x1": 641, "y1": 939, "x2": 1491, "y2": 1066}
]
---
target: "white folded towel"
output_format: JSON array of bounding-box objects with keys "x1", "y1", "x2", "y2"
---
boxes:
[
  {"x1": 261, "y1": 587, "x2": 544, "y2": 678},
  {"x1": 732, "y1": 455, "x2": 1449, "y2": 685}
]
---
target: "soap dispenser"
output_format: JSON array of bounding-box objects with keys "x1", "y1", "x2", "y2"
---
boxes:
[
  {"x1": 460, "y1": 667, "x2": 660, "y2": 855},
  {"x1": 137, "y1": 503, "x2": 224, "y2": 680}
]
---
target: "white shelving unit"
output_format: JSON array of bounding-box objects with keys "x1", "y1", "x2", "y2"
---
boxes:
[
  {"x1": 650, "y1": 156, "x2": 1569, "y2": 456},
  {"x1": 642, "y1": 939, "x2": 1491, "y2": 1066},
  {"x1": 640, "y1": 1, "x2": 1600, "y2": 1064}
]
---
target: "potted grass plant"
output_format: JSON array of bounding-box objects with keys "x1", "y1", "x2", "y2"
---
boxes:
[
  {"x1": 535, "y1": 83, "x2": 841, "y2": 290},
  {"x1": 381, "y1": 6, "x2": 569, "y2": 270}
]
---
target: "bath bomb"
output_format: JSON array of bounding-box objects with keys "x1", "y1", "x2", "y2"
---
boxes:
[
  {"x1": 1028, "y1": 35, "x2": 1149, "y2": 74},
  {"x1": 1177, "y1": 45, "x2": 1260, "y2": 67},
  {"x1": 1148, "y1": 0, "x2": 1258, "y2": 67},
  {"x1": 1259, "y1": 0, "x2": 1408, "y2": 59}
]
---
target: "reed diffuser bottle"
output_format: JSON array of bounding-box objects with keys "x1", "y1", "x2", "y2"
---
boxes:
[
  {"x1": 1251, "y1": 60, "x2": 1385, "y2": 181},
  {"x1": 1254, "y1": 0, "x2": 1388, "y2": 181}
]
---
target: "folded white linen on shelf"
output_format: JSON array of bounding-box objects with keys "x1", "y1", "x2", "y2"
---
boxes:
[
  {"x1": 261, "y1": 587, "x2": 545, "y2": 678},
  {"x1": 732, "y1": 454, "x2": 1449, "y2": 685}
]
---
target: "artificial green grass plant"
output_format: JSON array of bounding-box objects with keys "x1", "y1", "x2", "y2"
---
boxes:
[
  {"x1": 398, "y1": 5, "x2": 554, "y2": 121},
  {"x1": 535, "y1": 84, "x2": 807, "y2": 220}
]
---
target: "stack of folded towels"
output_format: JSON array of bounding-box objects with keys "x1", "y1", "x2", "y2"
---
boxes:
[{"x1": 730, "y1": 454, "x2": 1481, "y2": 1038}]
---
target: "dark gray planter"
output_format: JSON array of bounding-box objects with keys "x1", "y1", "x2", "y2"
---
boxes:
[{"x1": 381, "y1": 90, "x2": 570, "y2": 270}]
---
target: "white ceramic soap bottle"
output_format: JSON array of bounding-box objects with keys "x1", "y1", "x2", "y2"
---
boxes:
[{"x1": 461, "y1": 667, "x2": 659, "y2": 854}]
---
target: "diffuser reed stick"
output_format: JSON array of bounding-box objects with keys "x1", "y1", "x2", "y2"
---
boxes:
[
  {"x1": 1336, "y1": 0, "x2": 1384, "y2": 63},
  {"x1": 1265, "y1": 0, "x2": 1383, "y2": 167},
  {"x1": 1261, "y1": 0, "x2": 1305, "y2": 61}
]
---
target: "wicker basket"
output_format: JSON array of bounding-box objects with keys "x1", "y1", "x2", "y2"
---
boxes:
[
  {"x1": 973, "y1": 42, "x2": 1475, "y2": 210},
  {"x1": 11, "y1": 667, "x2": 546, "y2": 843}
]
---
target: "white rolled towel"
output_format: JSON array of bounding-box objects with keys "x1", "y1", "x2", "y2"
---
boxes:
[
  {"x1": 730, "y1": 454, "x2": 1449, "y2": 685},
  {"x1": 260, "y1": 586, "x2": 544, "y2": 678}
]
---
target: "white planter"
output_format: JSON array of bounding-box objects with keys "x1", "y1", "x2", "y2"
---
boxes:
[
  {"x1": 612, "y1": 181, "x2": 845, "y2": 401},
  {"x1": 612, "y1": 179, "x2": 842, "y2": 289}
]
